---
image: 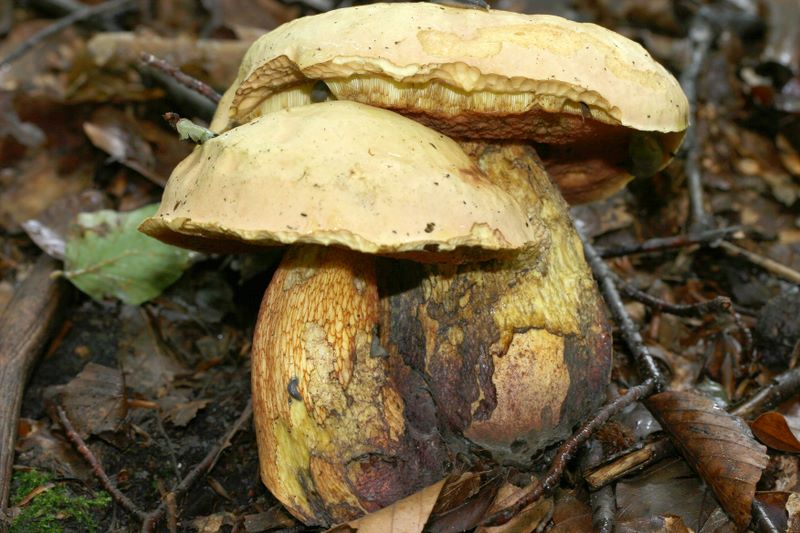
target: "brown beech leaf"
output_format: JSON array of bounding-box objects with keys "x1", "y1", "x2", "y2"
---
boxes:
[
  {"x1": 326, "y1": 476, "x2": 449, "y2": 533},
  {"x1": 646, "y1": 390, "x2": 769, "y2": 530},
  {"x1": 751, "y1": 412, "x2": 800, "y2": 453}
]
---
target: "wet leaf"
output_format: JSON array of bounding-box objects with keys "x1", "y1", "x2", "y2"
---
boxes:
[
  {"x1": 754, "y1": 491, "x2": 790, "y2": 532},
  {"x1": 751, "y1": 412, "x2": 800, "y2": 453},
  {"x1": 646, "y1": 390, "x2": 770, "y2": 530},
  {"x1": 617, "y1": 457, "x2": 719, "y2": 529},
  {"x1": 45, "y1": 363, "x2": 127, "y2": 438},
  {"x1": 62, "y1": 203, "x2": 194, "y2": 305},
  {"x1": 615, "y1": 515, "x2": 693, "y2": 533}
]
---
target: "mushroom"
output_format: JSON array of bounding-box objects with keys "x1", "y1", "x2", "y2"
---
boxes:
[
  {"x1": 141, "y1": 100, "x2": 612, "y2": 525},
  {"x1": 211, "y1": 2, "x2": 689, "y2": 204}
]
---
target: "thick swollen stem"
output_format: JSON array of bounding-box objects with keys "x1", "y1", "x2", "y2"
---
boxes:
[
  {"x1": 379, "y1": 142, "x2": 612, "y2": 463},
  {"x1": 251, "y1": 245, "x2": 447, "y2": 526}
]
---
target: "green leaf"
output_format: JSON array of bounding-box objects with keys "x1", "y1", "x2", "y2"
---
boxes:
[{"x1": 62, "y1": 203, "x2": 193, "y2": 305}]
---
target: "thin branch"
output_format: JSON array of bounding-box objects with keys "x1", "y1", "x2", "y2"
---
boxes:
[
  {"x1": 615, "y1": 281, "x2": 754, "y2": 355},
  {"x1": 56, "y1": 405, "x2": 147, "y2": 521},
  {"x1": 680, "y1": 11, "x2": 715, "y2": 233},
  {"x1": 582, "y1": 233, "x2": 667, "y2": 388},
  {"x1": 596, "y1": 227, "x2": 743, "y2": 258},
  {"x1": 732, "y1": 365, "x2": 800, "y2": 418},
  {"x1": 716, "y1": 241, "x2": 800, "y2": 285},
  {"x1": 139, "y1": 53, "x2": 221, "y2": 104},
  {"x1": 0, "y1": 0, "x2": 135, "y2": 68},
  {"x1": 141, "y1": 400, "x2": 253, "y2": 532},
  {"x1": 480, "y1": 379, "x2": 658, "y2": 527}
]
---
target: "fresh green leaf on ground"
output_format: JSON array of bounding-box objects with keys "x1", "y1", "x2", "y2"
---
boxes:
[{"x1": 62, "y1": 203, "x2": 193, "y2": 305}]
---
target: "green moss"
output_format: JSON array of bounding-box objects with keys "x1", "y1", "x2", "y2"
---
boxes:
[{"x1": 10, "y1": 470, "x2": 110, "y2": 533}]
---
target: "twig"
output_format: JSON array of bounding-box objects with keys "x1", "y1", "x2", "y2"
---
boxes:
[
  {"x1": 0, "y1": 0, "x2": 135, "y2": 68},
  {"x1": 596, "y1": 227, "x2": 743, "y2": 258},
  {"x1": 584, "y1": 438, "x2": 676, "y2": 490},
  {"x1": 615, "y1": 281, "x2": 754, "y2": 356},
  {"x1": 28, "y1": 0, "x2": 122, "y2": 31},
  {"x1": 680, "y1": 10, "x2": 715, "y2": 234},
  {"x1": 716, "y1": 241, "x2": 800, "y2": 285},
  {"x1": 141, "y1": 400, "x2": 253, "y2": 532},
  {"x1": 56, "y1": 405, "x2": 147, "y2": 521},
  {"x1": 480, "y1": 379, "x2": 658, "y2": 527},
  {"x1": 0, "y1": 256, "x2": 68, "y2": 529},
  {"x1": 732, "y1": 365, "x2": 800, "y2": 418},
  {"x1": 582, "y1": 233, "x2": 666, "y2": 388},
  {"x1": 139, "y1": 53, "x2": 221, "y2": 104},
  {"x1": 618, "y1": 283, "x2": 732, "y2": 318}
]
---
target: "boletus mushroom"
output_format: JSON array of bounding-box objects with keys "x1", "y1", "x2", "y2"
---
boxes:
[
  {"x1": 141, "y1": 100, "x2": 612, "y2": 525},
  {"x1": 141, "y1": 102, "x2": 610, "y2": 525},
  {"x1": 212, "y1": 2, "x2": 689, "y2": 204}
]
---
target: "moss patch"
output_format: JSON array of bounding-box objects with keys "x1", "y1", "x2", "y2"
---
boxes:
[{"x1": 10, "y1": 470, "x2": 110, "y2": 533}]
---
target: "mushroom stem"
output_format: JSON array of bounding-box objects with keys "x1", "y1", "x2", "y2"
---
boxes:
[
  {"x1": 251, "y1": 245, "x2": 447, "y2": 526},
  {"x1": 379, "y1": 142, "x2": 612, "y2": 463}
]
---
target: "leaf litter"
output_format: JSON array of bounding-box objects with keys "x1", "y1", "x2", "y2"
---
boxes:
[{"x1": 3, "y1": 0, "x2": 800, "y2": 531}]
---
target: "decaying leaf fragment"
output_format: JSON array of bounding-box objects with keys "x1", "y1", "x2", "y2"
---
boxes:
[
  {"x1": 646, "y1": 390, "x2": 769, "y2": 530},
  {"x1": 44, "y1": 363, "x2": 127, "y2": 439}
]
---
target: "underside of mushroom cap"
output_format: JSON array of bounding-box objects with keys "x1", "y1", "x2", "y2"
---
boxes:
[
  {"x1": 214, "y1": 2, "x2": 688, "y2": 140},
  {"x1": 140, "y1": 101, "x2": 543, "y2": 261}
]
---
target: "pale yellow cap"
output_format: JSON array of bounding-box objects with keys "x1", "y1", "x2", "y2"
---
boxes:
[
  {"x1": 214, "y1": 3, "x2": 688, "y2": 137},
  {"x1": 140, "y1": 101, "x2": 543, "y2": 261},
  {"x1": 209, "y1": 3, "x2": 689, "y2": 203}
]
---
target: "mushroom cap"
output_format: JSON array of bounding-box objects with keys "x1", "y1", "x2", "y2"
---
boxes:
[
  {"x1": 214, "y1": 3, "x2": 688, "y2": 137},
  {"x1": 210, "y1": 3, "x2": 689, "y2": 203},
  {"x1": 140, "y1": 101, "x2": 542, "y2": 261}
]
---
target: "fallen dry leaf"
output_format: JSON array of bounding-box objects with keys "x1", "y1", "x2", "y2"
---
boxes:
[
  {"x1": 44, "y1": 363, "x2": 127, "y2": 438},
  {"x1": 548, "y1": 489, "x2": 592, "y2": 533},
  {"x1": 646, "y1": 390, "x2": 770, "y2": 530},
  {"x1": 751, "y1": 411, "x2": 800, "y2": 453},
  {"x1": 426, "y1": 471, "x2": 504, "y2": 533},
  {"x1": 242, "y1": 505, "x2": 296, "y2": 532},
  {"x1": 788, "y1": 492, "x2": 800, "y2": 532},
  {"x1": 475, "y1": 480, "x2": 552, "y2": 533},
  {"x1": 160, "y1": 397, "x2": 210, "y2": 427},
  {"x1": 83, "y1": 108, "x2": 163, "y2": 186},
  {"x1": 327, "y1": 476, "x2": 448, "y2": 533}
]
